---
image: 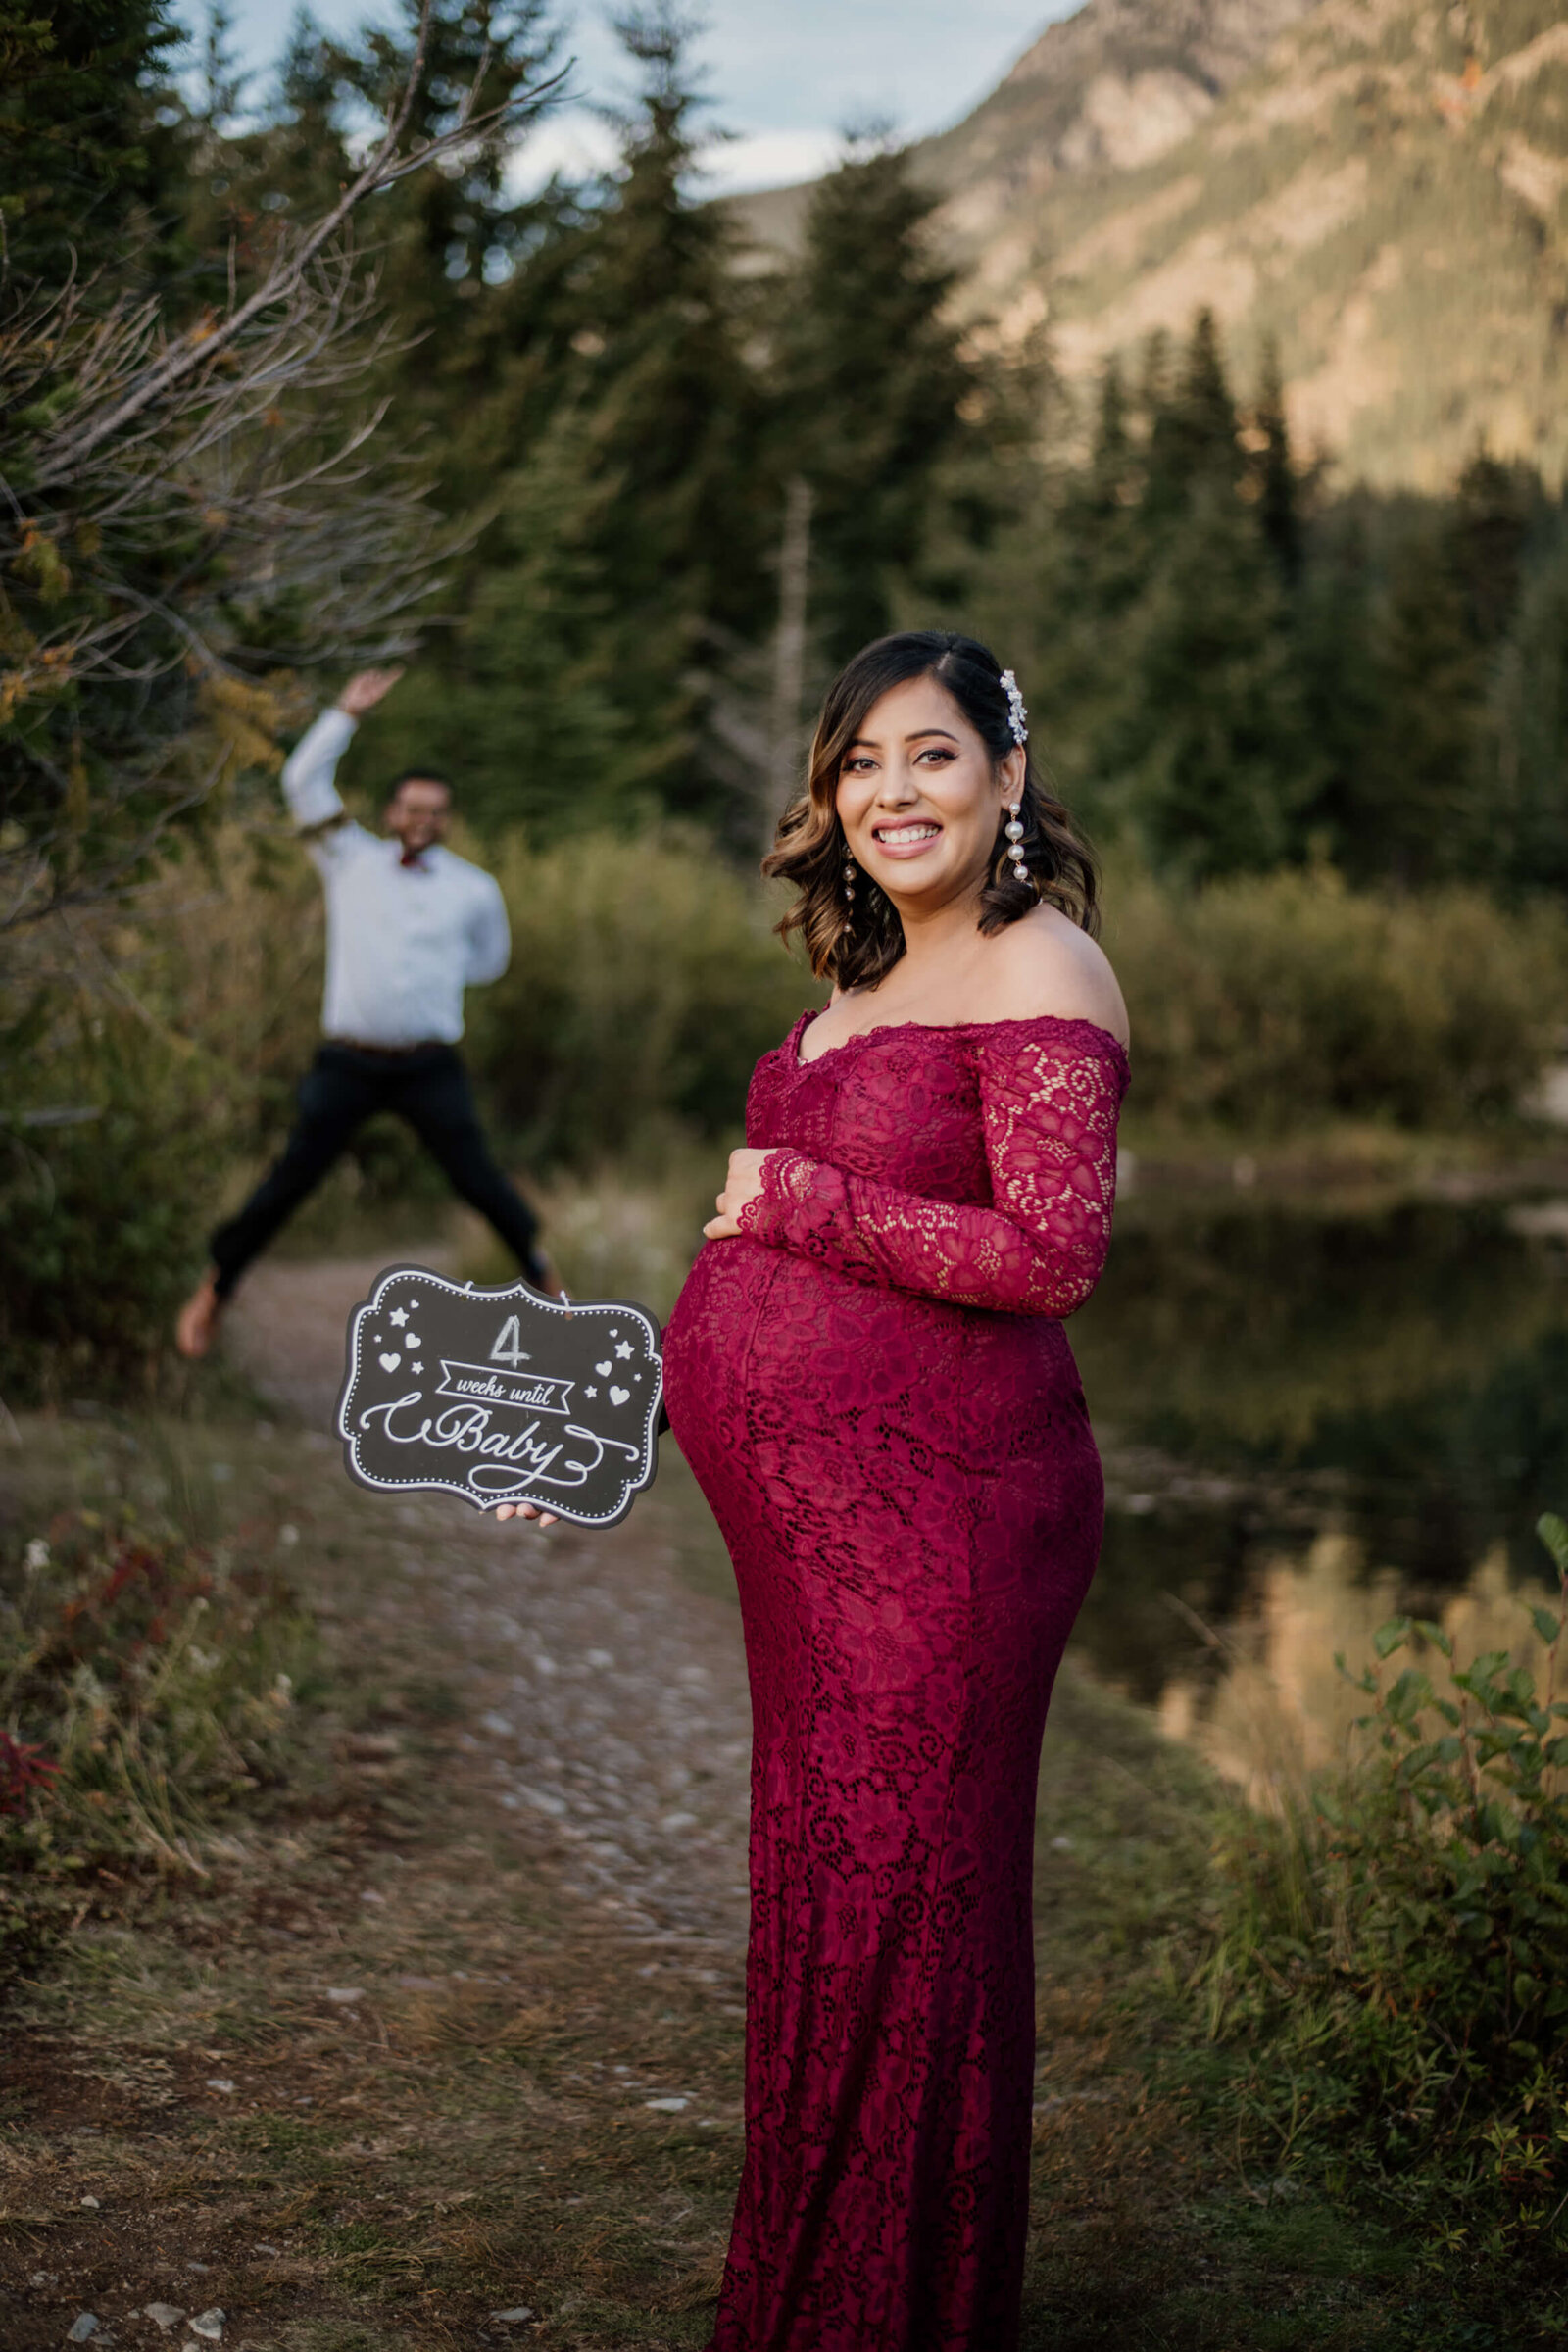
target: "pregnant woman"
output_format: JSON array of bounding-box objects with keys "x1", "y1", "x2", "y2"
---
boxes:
[{"x1": 666, "y1": 629, "x2": 1127, "y2": 2350}]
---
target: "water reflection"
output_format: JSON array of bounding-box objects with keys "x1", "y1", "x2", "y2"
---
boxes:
[
  {"x1": 1154, "y1": 1534, "x2": 1562, "y2": 1806},
  {"x1": 1069, "y1": 1194, "x2": 1568, "y2": 1740}
]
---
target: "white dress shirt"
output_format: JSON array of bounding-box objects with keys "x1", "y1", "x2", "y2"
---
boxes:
[{"x1": 281, "y1": 708, "x2": 511, "y2": 1047}]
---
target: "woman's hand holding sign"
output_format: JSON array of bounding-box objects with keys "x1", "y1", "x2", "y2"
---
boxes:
[
  {"x1": 703, "y1": 1148, "x2": 776, "y2": 1242},
  {"x1": 496, "y1": 1150, "x2": 773, "y2": 1527}
]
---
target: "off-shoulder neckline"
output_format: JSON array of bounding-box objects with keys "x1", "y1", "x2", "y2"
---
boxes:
[{"x1": 789, "y1": 1006, "x2": 1131, "y2": 1073}]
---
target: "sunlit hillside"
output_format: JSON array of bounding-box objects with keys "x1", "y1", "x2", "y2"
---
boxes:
[{"x1": 737, "y1": 0, "x2": 1568, "y2": 489}]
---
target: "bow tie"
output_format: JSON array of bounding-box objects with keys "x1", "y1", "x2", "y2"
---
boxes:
[{"x1": 399, "y1": 846, "x2": 428, "y2": 870}]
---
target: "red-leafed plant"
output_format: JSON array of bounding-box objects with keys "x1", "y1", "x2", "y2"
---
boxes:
[
  {"x1": 0, "y1": 1729, "x2": 58, "y2": 1817},
  {"x1": 2, "y1": 1510, "x2": 315, "y2": 1880}
]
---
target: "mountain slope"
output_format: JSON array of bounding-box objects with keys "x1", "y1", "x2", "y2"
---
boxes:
[
  {"x1": 732, "y1": 0, "x2": 1318, "y2": 267},
  {"x1": 918, "y1": 0, "x2": 1323, "y2": 250},
  {"x1": 735, "y1": 0, "x2": 1568, "y2": 490},
  {"x1": 965, "y1": 0, "x2": 1568, "y2": 487}
]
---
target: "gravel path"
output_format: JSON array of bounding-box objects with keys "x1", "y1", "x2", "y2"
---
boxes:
[{"x1": 227, "y1": 1251, "x2": 754, "y2": 1962}]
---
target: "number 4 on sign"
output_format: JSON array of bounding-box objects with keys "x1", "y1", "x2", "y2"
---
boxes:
[{"x1": 489, "y1": 1315, "x2": 532, "y2": 1368}]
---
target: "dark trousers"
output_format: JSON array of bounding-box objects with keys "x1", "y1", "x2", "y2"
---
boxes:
[{"x1": 210, "y1": 1042, "x2": 542, "y2": 1298}]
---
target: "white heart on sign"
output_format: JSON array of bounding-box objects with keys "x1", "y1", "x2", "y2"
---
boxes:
[
  {"x1": 595, "y1": 1360, "x2": 612, "y2": 1377},
  {"x1": 610, "y1": 1385, "x2": 630, "y2": 1406},
  {"x1": 405, "y1": 1332, "x2": 421, "y2": 1348},
  {"x1": 379, "y1": 1351, "x2": 401, "y2": 1372}
]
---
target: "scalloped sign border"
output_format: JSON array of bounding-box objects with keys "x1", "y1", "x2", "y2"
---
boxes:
[{"x1": 336, "y1": 1265, "x2": 663, "y2": 1527}]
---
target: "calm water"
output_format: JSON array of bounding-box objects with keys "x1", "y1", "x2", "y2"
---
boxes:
[
  {"x1": 660, "y1": 1187, "x2": 1568, "y2": 1777},
  {"x1": 1068, "y1": 1189, "x2": 1568, "y2": 1719}
]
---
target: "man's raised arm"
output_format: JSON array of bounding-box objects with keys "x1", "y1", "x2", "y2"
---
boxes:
[{"x1": 281, "y1": 666, "x2": 403, "y2": 831}]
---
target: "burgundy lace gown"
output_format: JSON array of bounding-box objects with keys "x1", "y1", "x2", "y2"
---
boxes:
[{"x1": 662, "y1": 1009, "x2": 1129, "y2": 2352}]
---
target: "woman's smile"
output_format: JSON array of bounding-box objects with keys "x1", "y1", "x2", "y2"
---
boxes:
[{"x1": 871, "y1": 818, "x2": 944, "y2": 858}]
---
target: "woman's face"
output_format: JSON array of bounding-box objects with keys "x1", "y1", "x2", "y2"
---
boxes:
[{"x1": 834, "y1": 674, "x2": 1021, "y2": 911}]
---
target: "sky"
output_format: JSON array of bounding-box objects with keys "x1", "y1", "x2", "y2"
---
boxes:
[{"x1": 184, "y1": 2, "x2": 1078, "y2": 193}]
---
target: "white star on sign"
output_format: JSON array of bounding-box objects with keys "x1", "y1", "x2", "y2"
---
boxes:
[
  {"x1": 585, "y1": 1385, "x2": 597, "y2": 1397},
  {"x1": 412, "y1": 1362, "x2": 423, "y2": 1374},
  {"x1": 614, "y1": 1340, "x2": 633, "y2": 1359},
  {"x1": 388, "y1": 1307, "x2": 409, "y2": 1327}
]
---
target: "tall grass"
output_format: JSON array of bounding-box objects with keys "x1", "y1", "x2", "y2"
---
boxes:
[{"x1": 1, "y1": 1501, "x2": 318, "y2": 1986}]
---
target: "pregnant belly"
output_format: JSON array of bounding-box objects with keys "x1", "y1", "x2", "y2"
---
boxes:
[{"x1": 663, "y1": 1239, "x2": 1093, "y2": 1521}]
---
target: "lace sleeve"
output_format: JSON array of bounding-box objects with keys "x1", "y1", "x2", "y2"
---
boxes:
[{"x1": 736, "y1": 1028, "x2": 1127, "y2": 1316}]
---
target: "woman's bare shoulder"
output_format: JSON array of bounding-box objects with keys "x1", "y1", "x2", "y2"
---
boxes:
[{"x1": 979, "y1": 906, "x2": 1130, "y2": 1048}]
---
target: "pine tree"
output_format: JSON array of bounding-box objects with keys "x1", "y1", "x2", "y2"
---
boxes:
[
  {"x1": 771, "y1": 135, "x2": 979, "y2": 667},
  {"x1": 1102, "y1": 314, "x2": 1319, "y2": 875},
  {"x1": 387, "y1": 5, "x2": 768, "y2": 828},
  {"x1": 1361, "y1": 519, "x2": 1484, "y2": 884},
  {"x1": 1449, "y1": 453, "x2": 1537, "y2": 648},
  {"x1": 1492, "y1": 512, "x2": 1568, "y2": 893},
  {"x1": 264, "y1": 9, "x2": 355, "y2": 218},
  {"x1": 1112, "y1": 476, "x2": 1319, "y2": 878},
  {"x1": 328, "y1": 0, "x2": 561, "y2": 294},
  {"x1": 389, "y1": 405, "x2": 638, "y2": 840},
  {"x1": 0, "y1": 0, "x2": 188, "y2": 282},
  {"x1": 1293, "y1": 499, "x2": 1384, "y2": 869},
  {"x1": 512, "y1": 4, "x2": 768, "y2": 815},
  {"x1": 991, "y1": 358, "x2": 1141, "y2": 840},
  {"x1": 1250, "y1": 337, "x2": 1301, "y2": 582},
  {"x1": 1062, "y1": 358, "x2": 1146, "y2": 633},
  {"x1": 298, "y1": 0, "x2": 567, "y2": 491},
  {"x1": 1141, "y1": 308, "x2": 1240, "y2": 531}
]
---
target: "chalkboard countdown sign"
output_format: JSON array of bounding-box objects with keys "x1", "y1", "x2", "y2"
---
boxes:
[{"x1": 336, "y1": 1266, "x2": 663, "y2": 1527}]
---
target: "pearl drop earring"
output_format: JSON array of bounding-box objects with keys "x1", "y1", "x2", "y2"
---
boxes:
[
  {"x1": 843, "y1": 853, "x2": 857, "y2": 914},
  {"x1": 1004, "y1": 801, "x2": 1029, "y2": 888}
]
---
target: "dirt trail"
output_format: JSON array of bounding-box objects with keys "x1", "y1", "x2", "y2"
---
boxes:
[{"x1": 227, "y1": 1252, "x2": 755, "y2": 1958}]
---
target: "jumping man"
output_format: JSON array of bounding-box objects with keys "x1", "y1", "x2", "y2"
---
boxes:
[{"x1": 176, "y1": 667, "x2": 548, "y2": 1358}]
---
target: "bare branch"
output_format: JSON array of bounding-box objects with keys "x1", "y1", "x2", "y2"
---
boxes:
[{"x1": 25, "y1": 6, "x2": 567, "y2": 494}]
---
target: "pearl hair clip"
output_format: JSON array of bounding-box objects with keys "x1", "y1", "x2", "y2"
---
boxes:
[{"x1": 999, "y1": 668, "x2": 1028, "y2": 747}]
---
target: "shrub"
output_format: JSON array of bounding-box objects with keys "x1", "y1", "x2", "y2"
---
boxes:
[
  {"x1": 1105, "y1": 864, "x2": 1568, "y2": 1133},
  {"x1": 0, "y1": 1508, "x2": 317, "y2": 1984},
  {"x1": 467, "y1": 826, "x2": 813, "y2": 1165},
  {"x1": 1184, "y1": 1513, "x2": 1568, "y2": 2258},
  {"x1": 0, "y1": 1005, "x2": 230, "y2": 1406}
]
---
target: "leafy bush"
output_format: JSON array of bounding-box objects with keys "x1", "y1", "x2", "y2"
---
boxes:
[
  {"x1": 0, "y1": 1004, "x2": 232, "y2": 1406},
  {"x1": 0, "y1": 1508, "x2": 316, "y2": 1984},
  {"x1": 467, "y1": 826, "x2": 813, "y2": 1165},
  {"x1": 1184, "y1": 1513, "x2": 1568, "y2": 2258},
  {"x1": 1106, "y1": 865, "x2": 1568, "y2": 1133}
]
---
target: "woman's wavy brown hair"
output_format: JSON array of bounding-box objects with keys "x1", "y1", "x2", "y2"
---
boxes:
[{"x1": 763, "y1": 630, "x2": 1101, "y2": 993}]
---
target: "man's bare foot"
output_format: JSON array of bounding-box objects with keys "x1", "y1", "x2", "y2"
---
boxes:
[{"x1": 175, "y1": 1270, "x2": 224, "y2": 1359}]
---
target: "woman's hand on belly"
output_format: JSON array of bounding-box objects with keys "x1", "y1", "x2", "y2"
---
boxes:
[
  {"x1": 704, "y1": 1147, "x2": 777, "y2": 1241},
  {"x1": 496, "y1": 1502, "x2": 560, "y2": 1529}
]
